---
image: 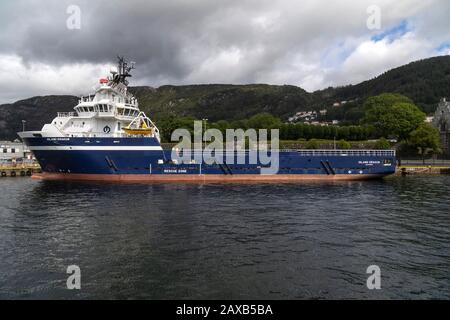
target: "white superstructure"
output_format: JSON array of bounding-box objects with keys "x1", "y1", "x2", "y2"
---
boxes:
[{"x1": 20, "y1": 57, "x2": 160, "y2": 141}]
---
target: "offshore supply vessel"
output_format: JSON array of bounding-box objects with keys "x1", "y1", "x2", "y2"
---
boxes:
[{"x1": 19, "y1": 57, "x2": 396, "y2": 182}]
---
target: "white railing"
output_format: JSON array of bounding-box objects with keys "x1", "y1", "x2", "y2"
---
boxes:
[
  {"x1": 287, "y1": 149, "x2": 396, "y2": 156},
  {"x1": 79, "y1": 96, "x2": 94, "y2": 103},
  {"x1": 171, "y1": 149, "x2": 396, "y2": 156},
  {"x1": 57, "y1": 112, "x2": 77, "y2": 118}
]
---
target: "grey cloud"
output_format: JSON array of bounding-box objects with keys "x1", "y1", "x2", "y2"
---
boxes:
[{"x1": 0, "y1": 0, "x2": 449, "y2": 102}]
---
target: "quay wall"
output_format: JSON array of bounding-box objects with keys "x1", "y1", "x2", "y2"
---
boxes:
[{"x1": 0, "y1": 164, "x2": 41, "y2": 178}]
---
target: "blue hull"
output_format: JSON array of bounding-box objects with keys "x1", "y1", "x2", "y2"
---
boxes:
[{"x1": 23, "y1": 137, "x2": 396, "y2": 178}]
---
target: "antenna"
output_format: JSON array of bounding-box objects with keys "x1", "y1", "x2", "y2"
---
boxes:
[{"x1": 113, "y1": 56, "x2": 135, "y2": 86}]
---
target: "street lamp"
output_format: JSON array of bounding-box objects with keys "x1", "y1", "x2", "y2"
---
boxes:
[{"x1": 22, "y1": 120, "x2": 26, "y2": 132}]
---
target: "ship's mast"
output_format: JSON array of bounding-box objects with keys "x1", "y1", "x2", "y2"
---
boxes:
[{"x1": 112, "y1": 56, "x2": 135, "y2": 86}]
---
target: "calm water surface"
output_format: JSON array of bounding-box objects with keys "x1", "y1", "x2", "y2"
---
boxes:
[{"x1": 0, "y1": 176, "x2": 449, "y2": 299}]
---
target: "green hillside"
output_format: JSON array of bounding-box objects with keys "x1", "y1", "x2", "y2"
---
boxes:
[
  {"x1": 325, "y1": 55, "x2": 450, "y2": 114},
  {"x1": 130, "y1": 84, "x2": 312, "y2": 122},
  {"x1": 133, "y1": 55, "x2": 450, "y2": 120},
  {"x1": 0, "y1": 96, "x2": 78, "y2": 141},
  {"x1": 1, "y1": 55, "x2": 449, "y2": 140}
]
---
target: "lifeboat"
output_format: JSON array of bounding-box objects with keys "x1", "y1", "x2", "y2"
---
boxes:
[
  {"x1": 122, "y1": 112, "x2": 156, "y2": 135},
  {"x1": 122, "y1": 123, "x2": 154, "y2": 135}
]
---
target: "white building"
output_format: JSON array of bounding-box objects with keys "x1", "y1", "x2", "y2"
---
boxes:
[{"x1": 0, "y1": 141, "x2": 28, "y2": 161}]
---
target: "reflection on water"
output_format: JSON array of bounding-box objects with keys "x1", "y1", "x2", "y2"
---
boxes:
[{"x1": 0, "y1": 176, "x2": 449, "y2": 299}]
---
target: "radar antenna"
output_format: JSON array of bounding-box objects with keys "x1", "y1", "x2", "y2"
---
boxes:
[{"x1": 112, "y1": 56, "x2": 135, "y2": 86}]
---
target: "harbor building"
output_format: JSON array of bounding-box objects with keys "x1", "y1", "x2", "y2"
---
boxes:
[
  {"x1": 432, "y1": 98, "x2": 450, "y2": 154},
  {"x1": 0, "y1": 141, "x2": 29, "y2": 161}
]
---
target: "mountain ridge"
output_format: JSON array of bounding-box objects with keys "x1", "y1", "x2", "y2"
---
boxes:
[{"x1": 1, "y1": 55, "x2": 449, "y2": 140}]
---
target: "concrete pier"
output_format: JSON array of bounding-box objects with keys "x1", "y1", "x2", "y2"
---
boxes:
[
  {"x1": 396, "y1": 165, "x2": 450, "y2": 175},
  {"x1": 0, "y1": 163, "x2": 41, "y2": 178}
]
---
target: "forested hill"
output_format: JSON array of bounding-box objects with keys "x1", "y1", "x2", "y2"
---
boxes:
[
  {"x1": 0, "y1": 96, "x2": 78, "y2": 141},
  {"x1": 129, "y1": 84, "x2": 313, "y2": 122},
  {"x1": 131, "y1": 56, "x2": 450, "y2": 120},
  {"x1": 318, "y1": 55, "x2": 450, "y2": 114},
  {"x1": 132, "y1": 55, "x2": 450, "y2": 119},
  {"x1": 1, "y1": 55, "x2": 449, "y2": 140}
]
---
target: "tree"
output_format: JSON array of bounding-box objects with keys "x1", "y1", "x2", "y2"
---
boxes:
[
  {"x1": 363, "y1": 93, "x2": 413, "y2": 111},
  {"x1": 302, "y1": 125, "x2": 312, "y2": 140},
  {"x1": 305, "y1": 139, "x2": 320, "y2": 149},
  {"x1": 373, "y1": 137, "x2": 391, "y2": 149},
  {"x1": 363, "y1": 93, "x2": 425, "y2": 140},
  {"x1": 294, "y1": 124, "x2": 304, "y2": 140},
  {"x1": 213, "y1": 120, "x2": 230, "y2": 133},
  {"x1": 408, "y1": 123, "x2": 441, "y2": 163},
  {"x1": 337, "y1": 139, "x2": 351, "y2": 149},
  {"x1": 246, "y1": 112, "x2": 281, "y2": 129},
  {"x1": 156, "y1": 115, "x2": 196, "y2": 142},
  {"x1": 154, "y1": 115, "x2": 179, "y2": 142},
  {"x1": 389, "y1": 103, "x2": 426, "y2": 140},
  {"x1": 337, "y1": 126, "x2": 350, "y2": 140}
]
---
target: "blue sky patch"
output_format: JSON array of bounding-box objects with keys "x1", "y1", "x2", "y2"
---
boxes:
[
  {"x1": 371, "y1": 20, "x2": 410, "y2": 43},
  {"x1": 320, "y1": 41, "x2": 356, "y2": 68},
  {"x1": 436, "y1": 43, "x2": 450, "y2": 52}
]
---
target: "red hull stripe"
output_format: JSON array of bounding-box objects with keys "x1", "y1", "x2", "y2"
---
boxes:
[{"x1": 32, "y1": 172, "x2": 387, "y2": 182}]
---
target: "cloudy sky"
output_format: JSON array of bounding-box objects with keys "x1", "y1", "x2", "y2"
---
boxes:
[{"x1": 0, "y1": 0, "x2": 449, "y2": 103}]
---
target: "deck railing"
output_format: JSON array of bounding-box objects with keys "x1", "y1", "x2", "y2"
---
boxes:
[
  {"x1": 79, "y1": 96, "x2": 94, "y2": 103},
  {"x1": 172, "y1": 149, "x2": 396, "y2": 156},
  {"x1": 282, "y1": 149, "x2": 396, "y2": 157},
  {"x1": 57, "y1": 112, "x2": 77, "y2": 118}
]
